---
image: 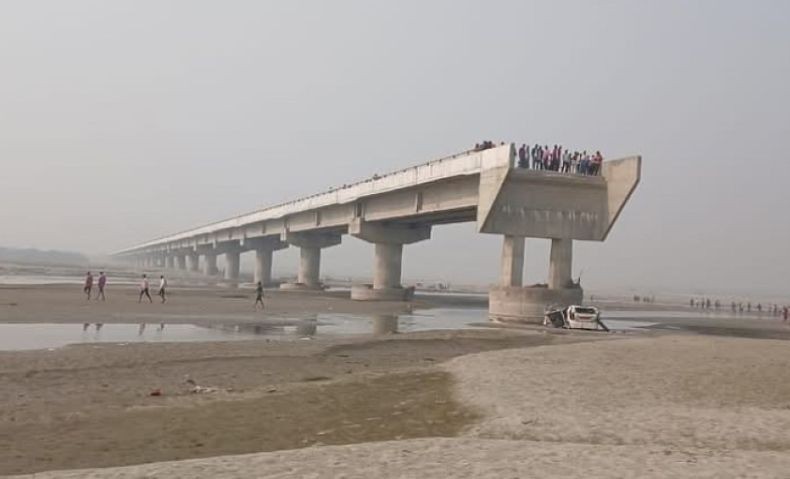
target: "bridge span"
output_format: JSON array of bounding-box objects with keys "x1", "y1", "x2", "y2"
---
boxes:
[{"x1": 114, "y1": 144, "x2": 640, "y2": 322}]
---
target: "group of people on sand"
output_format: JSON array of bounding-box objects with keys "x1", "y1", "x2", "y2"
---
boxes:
[
  {"x1": 82, "y1": 271, "x2": 107, "y2": 301},
  {"x1": 84, "y1": 272, "x2": 267, "y2": 310},
  {"x1": 690, "y1": 297, "x2": 789, "y2": 320},
  {"x1": 137, "y1": 274, "x2": 168, "y2": 304}
]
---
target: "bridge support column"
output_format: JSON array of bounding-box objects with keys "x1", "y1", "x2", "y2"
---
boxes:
[
  {"x1": 202, "y1": 252, "x2": 219, "y2": 276},
  {"x1": 373, "y1": 243, "x2": 403, "y2": 289},
  {"x1": 349, "y1": 220, "x2": 431, "y2": 301},
  {"x1": 166, "y1": 255, "x2": 175, "y2": 269},
  {"x1": 176, "y1": 254, "x2": 187, "y2": 271},
  {"x1": 187, "y1": 252, "x2": 200, "y2": 273},
  {"x1": 247, "y1": 238, "x2": 288, "y2": 286},
  {"x1": 500, "y1": 235, "x2": 525, "y2": 287},
  {"x1": 548, "y1": 238, "x2": 572, "y2": 289},
  {"x1": 224, "y1": 250, "x2": 240, "y2": 281},
  {"x1": 489, "y1": 236, "x2": 582, "y2": 324},
  {"x1": 280, "y1": 233, "x2": 341, "y2": 291}
]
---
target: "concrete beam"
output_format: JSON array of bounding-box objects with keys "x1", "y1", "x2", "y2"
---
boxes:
[
  {"x1": 281, "y1": 232, "x2": 342, "y2": 249},
  {"x1": 602, "y1": 156, "x2": 642, "y2": 240},
  {"x1": 349, "y1": 219, "x2": 431, "y2": 245}
]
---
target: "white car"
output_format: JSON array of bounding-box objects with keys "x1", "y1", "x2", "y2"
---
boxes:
[{"x1": 544, "y1": 305, "x2": 608, "y2": 331}]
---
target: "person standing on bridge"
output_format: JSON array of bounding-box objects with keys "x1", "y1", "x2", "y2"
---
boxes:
[
  {"x1": 158, "y1": 275, "x2": 168, "y2": 303},
  {"x1": 561, "y1": 149, "x2": 571, "y2": 173},
  {"x1": 255, "y1": 281, "x2": 265, "y2": 310},
  {"x1": 138, "y1": 274, "x2": 152, "y2": 303},
  {"x1": 592, "y1": 151, "x2": 604, "y2": 176},
  {"x1": 518, "y1": 144, "x2": 529, "y2": 168}
]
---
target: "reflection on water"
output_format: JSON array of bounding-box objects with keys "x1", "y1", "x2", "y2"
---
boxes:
[
  {"x1": 0, "y1": 307, "x2": 669, "y2": 351},
  {"x1": 372, "y1": 315, "x2": 399, "y2": 335},
  {"x1": 0, "y1": 308, "x2": 490, "y2": 351}
]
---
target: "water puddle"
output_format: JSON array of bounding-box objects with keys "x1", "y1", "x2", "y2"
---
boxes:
[
  {"x1": 0, "y1": 307, "x2": 666, "y2": 351},
  {"x1": 0, "y1": 308, "x2": 491, "y2": 351}
]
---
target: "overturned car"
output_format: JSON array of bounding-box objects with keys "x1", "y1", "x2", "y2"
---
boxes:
[{"x1": 543, "y1": 305, "x2": 609, "y2": 331}]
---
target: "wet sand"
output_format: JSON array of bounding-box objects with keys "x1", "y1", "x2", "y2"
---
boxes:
[
  {"x1": 0, "y1": 314, "x2": 578, "y2": 475},
  {"x1": 3, "y1": 284, "x2": 790, "y2": 477},
  {"x1": 0, "y1": 284, "x2": 418, "y2": 324}
]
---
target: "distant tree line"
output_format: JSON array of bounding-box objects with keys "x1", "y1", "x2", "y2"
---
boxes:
[{"x1": 0, "y1": 247, "x2": 88, "y2": 266}]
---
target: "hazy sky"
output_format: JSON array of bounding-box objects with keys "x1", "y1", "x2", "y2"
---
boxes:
[{"x1": 1, "y1": 1, "x2": 788, "y2": 295}]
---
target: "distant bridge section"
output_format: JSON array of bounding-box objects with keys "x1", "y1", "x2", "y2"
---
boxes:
[{"x1": 115, "y1": 144, "x2": 640, "y2": 320}]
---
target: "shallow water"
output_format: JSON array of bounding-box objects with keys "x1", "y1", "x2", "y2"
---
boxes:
[
  {"x1": 0, "y1": 306, "x2": 666, "y2": 351},
  {"x1": 0, "y1": 308, "x2": 493, "y2": 351}
]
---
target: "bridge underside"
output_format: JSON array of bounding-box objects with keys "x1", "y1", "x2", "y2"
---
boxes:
[{"x1": 116, "y1": 145, "x2": 640, "y2": 322}]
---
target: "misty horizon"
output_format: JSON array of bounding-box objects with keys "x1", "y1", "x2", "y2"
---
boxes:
[{"x1": 2, "y1": 1, "x2": 789, "y2": 297}]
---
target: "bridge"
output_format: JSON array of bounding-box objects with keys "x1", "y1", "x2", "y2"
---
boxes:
[{"x1": 114, "y1": 144, "x2": 641, "y2": 322}]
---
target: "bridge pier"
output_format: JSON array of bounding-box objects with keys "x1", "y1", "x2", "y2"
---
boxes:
[
  {"x1": 349, "y1": 220, "x2": 431, "y2": 301},
  {"x1": 176, "y1": 254, "x2": 187, "y2": 271},
  {"x1": 489, "y1": 236, "x2": 582, "y2": 323},
  {"x1": 166, "y1": 255, "x2": 175, "y2": 269},
  {"x1": 280, "y1": 233, "x2": 341, "y2": 290},
  {"x1": 548, "y1": 238, "x2": 573, "y2": 289},
  {"x1": 224, "y1": 250, "x2": 240, "y2": 281},
  {"x1": 187, "y1": 252, "x2": 200, "y2": 273},
  {"x1": 202, "y1": 251, "x2": 219, "y2": 276},
  {"x1": 500, "y1": 235, "x2": 525, "y2": 287},
  {"x1": 247, "y1": 237, "x2": 288, "y2": 286}
]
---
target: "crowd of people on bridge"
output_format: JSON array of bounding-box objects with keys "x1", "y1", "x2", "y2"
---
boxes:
[
  {"x1": 472, "y1": 141, "x2": 604, "y2": 176},
  {"x1": 518, "y1": 144, "x2": 603, "y2": 175}
]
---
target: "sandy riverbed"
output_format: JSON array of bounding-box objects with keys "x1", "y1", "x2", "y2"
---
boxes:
[{"x1": 3, "y1": 284, "x2": 790, "y2": 477}]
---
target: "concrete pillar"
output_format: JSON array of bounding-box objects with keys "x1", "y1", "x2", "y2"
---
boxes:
[
  {"x1": 203, "y1": 252, "x2": 219, "y2": 276},
  {"x1": 187, "y1": 252, "x2": 200, "y2": 272},
  {"x1": 176, "y1": 255, "x2": 187, "y2": 270},
  {"x1": 225, "y1": 250, "x2": 240, "y2": 281},
  {"x1": 254, "y1": 248, "x2": 273, "y2": 285},
  {"x1": 166, "y1": 255, "x2": 175, "y2": 269},
  {"x1": 373, "y1": 243, "x2": 403, "y2": 289},
  {"x1": 349, "y1": 220, "x2": 430, "y2": 301},
  {"x1": 280, "y1": 232, "x2": 341, "y2": 290},
  {"x1": 500, "y1": 235, "x2": 525, "y2": 287},
  {"x1": 548, "y1": 238, "x2": 573, "y2": 289},
  {"x1": 298, "y1": 247, "x2": 321, "y2": 287}
]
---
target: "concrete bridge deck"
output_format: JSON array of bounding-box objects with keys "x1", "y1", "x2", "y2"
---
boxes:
[{"x1": 115, "y1": 144, "x2": 641, "y2": 321}]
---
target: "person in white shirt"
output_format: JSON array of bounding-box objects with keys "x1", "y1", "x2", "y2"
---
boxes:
[
  {"x1": 158, "y1": 275, "x2": 168, "y2": 303},
  {"x1": 138, "y1": 274, "x2": 152, "y2": 303}
]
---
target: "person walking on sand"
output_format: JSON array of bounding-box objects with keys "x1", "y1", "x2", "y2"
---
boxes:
[
  {"x1": 158, "y1": 275, "x2": 168, "y2": 304},
  {"x1": 138, "y1": 274, "x2": 152, "y2": 303},
  {"x1": 83, "y1": 272, "x2": 94, "y2": 300},
  {"x1": 255, "y1": 281, "x2": 265, "y2": 310},
  {"x1": 95, "y1": 272, "x2": 107, "y2": 301}
]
